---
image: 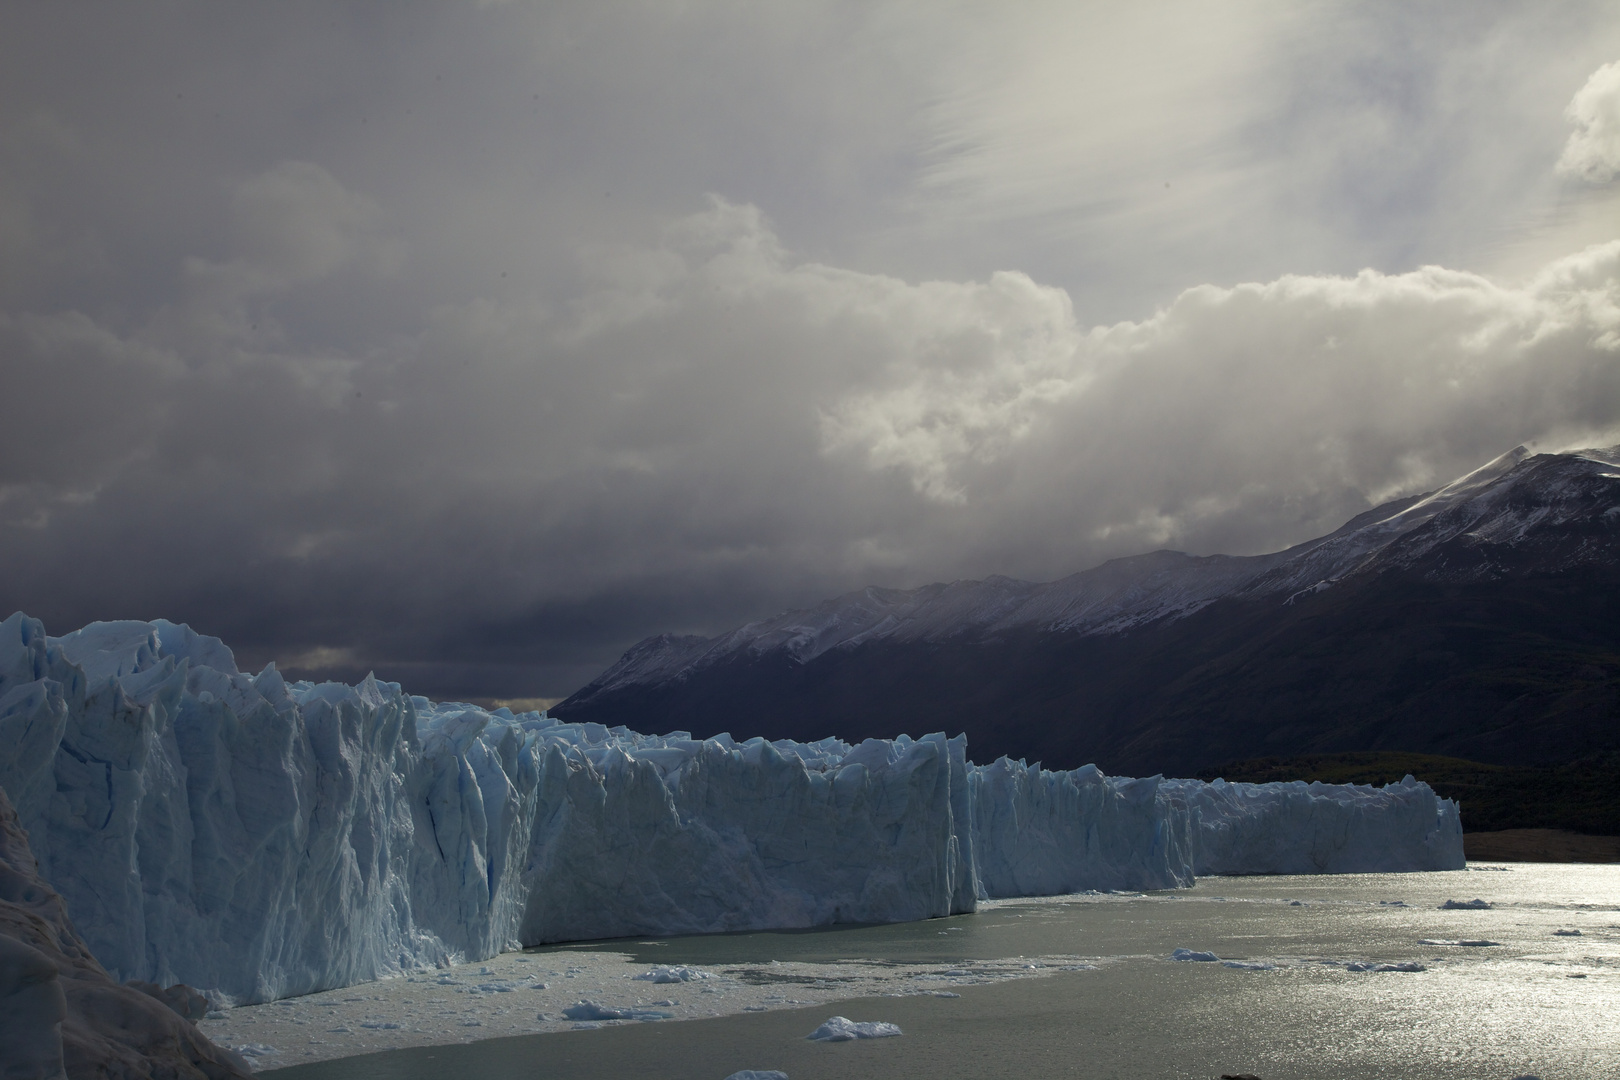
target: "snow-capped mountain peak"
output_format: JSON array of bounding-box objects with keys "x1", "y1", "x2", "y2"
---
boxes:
[{"x1": 566, "y1": 445, "x2": 1620, "y2": 706}]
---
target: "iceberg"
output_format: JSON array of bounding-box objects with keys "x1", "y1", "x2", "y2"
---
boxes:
[
  {"x1": 561, "y1": 1001, "x2": 672, "y2": 1022},
  {"x1": 1170, "y1": 949, "x2": 1221, "y2": 962},
  {"x1": 0, "y1": 613, "x2": 1464, "y2": 1006},
  {"x1": 806, "y1": 1016, "x2": 902, "y2": 1041}
]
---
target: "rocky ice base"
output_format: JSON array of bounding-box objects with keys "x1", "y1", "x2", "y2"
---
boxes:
[
  {"x1": 0, "y1": 785, "x2": 250, "y2": 1079},
  {"x1": 0, "y1": 613, "x2": 1462, "y2": 1007}
]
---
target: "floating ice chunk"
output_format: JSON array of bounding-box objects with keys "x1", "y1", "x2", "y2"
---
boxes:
[
  {"x1": 1221, "y1": 960, "x2": 1275, "y2": 970},
  {"x1": 1418, "y1": 939, "x2": 1500, "y2": 947},
  {"x1": 563, "y1": 1001, "x2": 673, "y2": 1022},
  {"x1": 725, "y1": 1072, "x2": 789, "y2": 1080},
  {"x1": 1170, "y1": 949, "x2": 1220, "y2": 962},
  {"x1": 1440, "y1": 898, "x2": 1492, "y2": 909},
  {"x1": 359, "y1": 1021, "x2": 403, "y2": 1030},
  {"x1": 1345, "y1": 962, "x2": 1425, "y2": 972},
  {"x1": 806, "y1": 1016, "x2": 903, "y2": 1041},
  {"x1": 634, "y1": 965, "x2": 714, "y2": 984},
  {"x1": 234, "y1": 1044, "x2": 279, "y2": 1057}
]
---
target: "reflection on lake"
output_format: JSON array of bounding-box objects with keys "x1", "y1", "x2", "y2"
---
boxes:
[{"x1": 261, "y1": 863, "x2": 1619, "y2": 1080}]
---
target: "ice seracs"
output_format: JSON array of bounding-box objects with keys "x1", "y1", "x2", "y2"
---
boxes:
[
  {"x1": 1165, "y1": 774, "x2": 1464, "y2": 875},
  {"x1": 0, "y1": 612, "x2": 1463, "y2": 1006}
]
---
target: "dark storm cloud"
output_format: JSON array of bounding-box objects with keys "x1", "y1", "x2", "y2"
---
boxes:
[{"x1": 2, "y1": 4, "x2": 1619, "y2": 699}]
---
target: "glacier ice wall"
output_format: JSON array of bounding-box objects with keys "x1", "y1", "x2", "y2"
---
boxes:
[
  {"x1": 0, "y1": 613, "x2": 1462, "y2": 1005},
  {"x1": 1162, "y1": 776, "x2": 1465, "y2": 876},
  {"x1": 970, "y1": 759, "x2": 1195, "y2": 895}
]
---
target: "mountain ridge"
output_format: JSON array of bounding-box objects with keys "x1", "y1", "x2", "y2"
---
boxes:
[{"x1": 558, "y1": 445, "x2": 1620, "y2": 775}]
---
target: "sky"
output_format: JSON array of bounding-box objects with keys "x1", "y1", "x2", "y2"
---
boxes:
[{"x1": 3, "y1": 2, "x2": 1619, "y2": 704}]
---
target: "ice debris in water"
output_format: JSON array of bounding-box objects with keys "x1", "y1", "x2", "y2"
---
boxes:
[
  {"x1": 1345, "y1": 962, "x2": 1425, "y2": 972},
  {"x1": 1440, "y1": 899, "x2": 1492, "y2": 909},
  {"x1": 0, "y1": 612, "x2": 1467, "y2": 1005},
  {"x1": 563, "y1": 1001, "x2": 673, "y2": 1022},
  {"x1": 233, "y1": 1044, "x2": 278, "y2": 1058},
  {"x1": 634, "y1": 965, "x2": 713, "y2": 983},
  {"x1": 1419, "y1": 939, "x2": 1501, "y2": 947},
  {"x1": 1554, "y1": 929, "x2": 1582, "y2": 936},
  {"x1": 1221, "y1": 960, "x2": 1275, "y2": 970},
  {"x1": 725, "y1": 1072, "x2": 788, "y2": 1080},
  {"x1": 1170, "y1": 949, "x2": 1220, "y2": 962},
  {"x1": 807, "y1": 1017, "x2": 902, "y2": 1041}
]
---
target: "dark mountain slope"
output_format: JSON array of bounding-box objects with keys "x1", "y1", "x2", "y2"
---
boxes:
[{"x1": 557, "y1": 446, "x2": 1620, "y2": 775}]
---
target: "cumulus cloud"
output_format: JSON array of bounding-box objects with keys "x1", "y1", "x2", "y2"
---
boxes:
[
  {"x1": 1559, "y1": 60, "x2": 1620, "y2": 183},
  {"x1": 825, "y1": 245, "x2": 1620, "y2": 525},
  {"x1": 11, "y1": 195, "x2": 1619, "y2": 700},
  {"x1": 3, "y1": 5, "x2": 1619, "y2": 700},
  {"x1": 579, "y1": 205, "x2": 1620, "y2": 567}
]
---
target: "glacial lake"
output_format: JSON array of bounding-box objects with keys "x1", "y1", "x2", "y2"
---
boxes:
[{"x1": 257, "y1": 863, "x2": 1619, "y2": 1080}]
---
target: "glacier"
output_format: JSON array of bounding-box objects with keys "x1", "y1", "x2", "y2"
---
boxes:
[{"x1": 0, "y1": 612, "x2": 1462, "y2": 1006}]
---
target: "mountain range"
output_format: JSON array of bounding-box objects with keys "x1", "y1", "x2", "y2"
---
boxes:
[{"x1": 557, "y1": 445, "x2": 1620, "y2": 776}]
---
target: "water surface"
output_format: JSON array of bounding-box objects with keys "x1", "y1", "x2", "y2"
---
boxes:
[{"x1": 261, "y1": 863, "x2": 1620, "y2": 1080}]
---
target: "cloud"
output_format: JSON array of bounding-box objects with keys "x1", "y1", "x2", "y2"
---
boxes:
[
  {"x1": 1559, "y1": 60, "x2": 1620, "y2": 183},
  {"x1": 2, "y1": 5, "x2": 1619, "y2": 701},
  {"x1": 825, "y1": 244, "x2": 1620, "y2": 527}
]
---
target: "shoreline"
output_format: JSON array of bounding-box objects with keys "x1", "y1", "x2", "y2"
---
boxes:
[{"x1": 1463, "y1": 829, "x2": 1620, "y2": 863}]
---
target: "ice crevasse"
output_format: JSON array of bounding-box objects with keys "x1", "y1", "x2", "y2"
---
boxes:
[{"x1": 0, "y1": 613, "x2": 1463, "y2": 1004}]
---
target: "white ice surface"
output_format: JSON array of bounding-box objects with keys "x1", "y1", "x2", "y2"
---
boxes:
[
  {"x1": 1171, "y1": 949, "x2": 1220, "y2": 962},
  {"x1": 806, "y1": 1016, "x2": 902, "y2": 1041},
  {"x1": 0, "y1": 612, "x2": 1463, "y2": 1005},
  {"x1": 1161, "y1": 776, "x2": 1464, "y2": 876}
]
